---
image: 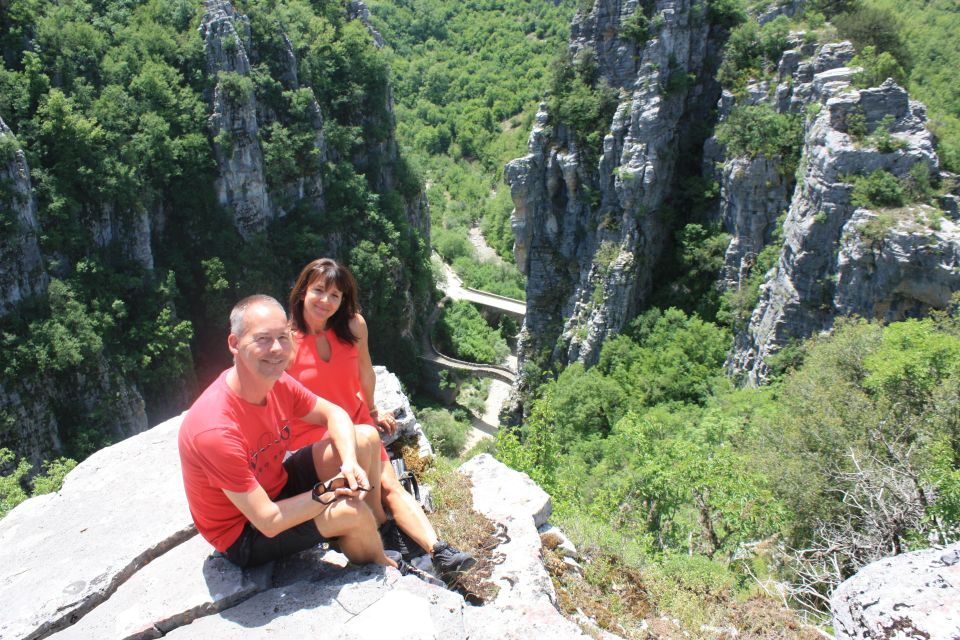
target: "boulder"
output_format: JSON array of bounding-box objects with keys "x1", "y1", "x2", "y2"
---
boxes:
[
  {"x1": 0, "y1": 374, "x2": 587, "y2": 640},
  {"x1": 831, "y1": 542, "x2": 960, "y2": 639},
  {"x1": 0, "y1": 415, "x2": 193, "y2": 640}
]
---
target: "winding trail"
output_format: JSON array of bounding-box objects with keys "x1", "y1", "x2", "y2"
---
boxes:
[{"x1": 421, "y1": 255, "x2": 526, "y2": 445}]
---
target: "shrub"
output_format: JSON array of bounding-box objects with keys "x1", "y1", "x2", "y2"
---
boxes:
[
  {"x1": 865, "y1": 114, "x2": 907, "y2": 152},
  {"x1": 834, "y1": 6, "x2": 911, "y2": 72},
  {"x1": 217, "y1": 71, "x2": 253, "y2": 103},
  {"x1": 850, "y1": 169, "x2": 904, "y2": 209},
  {"x1": 717, "y1": 15, "x2": 790, "y2": 89},
  {"x1": 851, "y1": 46, "x2": 908, "y2": 89},
  {"x1": 621, "y1": 11, "x2": 651, "y2": 45},
  {"x1": 417, "y1": 407, "x2": 469, "y2": 458},
  {"x1": 547, "y1": 49, "x2": 619, "y2": 159},
  {"x1": 706, "y1": 0, "x2": 747, "y2": 29},
  {"x1": 434, "y1": 300, "x2": 510, "y2": 364},
  {"x1": 715, "y1": 104, "x2": 803, "y2": 175}
]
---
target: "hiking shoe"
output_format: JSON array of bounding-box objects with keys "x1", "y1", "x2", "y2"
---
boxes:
[
  {"x1": 431, "y1": 540, "x2": 477, "y2": 581},
  {"x1": 379, "y1": 520, "x2": 427, "y2": 561},
  {"x1": 385, "y1": 550, "x2": 445, "y2": 587}
]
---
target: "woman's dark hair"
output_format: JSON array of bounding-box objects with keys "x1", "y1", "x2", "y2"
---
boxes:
[{"x1": 288, "y1": 258, "x2": 361, "y2": 344}]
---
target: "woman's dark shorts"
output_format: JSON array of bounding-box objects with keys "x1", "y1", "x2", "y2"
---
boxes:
[{"x1": 224, "y1": 445, "x2": 329, "y2": 568}]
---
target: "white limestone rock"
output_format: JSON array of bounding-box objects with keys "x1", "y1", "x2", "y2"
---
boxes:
[
  {"x1": 831, "y1": 542, "x2": 960, "y2": 640},
  {"x1": 0, "y1": 414, "x2": 192, "y2": 640},
  {"x1": 2, "y1": 374, "x2": 589, "y2": 640}
]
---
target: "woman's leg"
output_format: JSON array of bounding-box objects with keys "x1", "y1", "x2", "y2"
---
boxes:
[
  {"x1": 380, "y1": 461, "x2": 438, "y2": 553},
  {"x1": 356, "y1": 424, "x2": 390, "y2": 525}
]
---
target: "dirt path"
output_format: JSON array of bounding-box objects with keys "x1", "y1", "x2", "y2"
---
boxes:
[
  {"x1": 463, "y1": 379, "x2": 511, "y2": 451},
  {"x1": 468, "y1": 225, "x2": 505, "y2": 266}
]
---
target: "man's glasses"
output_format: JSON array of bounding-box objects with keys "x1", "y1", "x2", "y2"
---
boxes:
[
  {"x1": 249, "y1": 423, "x2": 290, "y2": 470},
  {"x1": 311, "y1": 474, "x2": 374, "y2": 504}
]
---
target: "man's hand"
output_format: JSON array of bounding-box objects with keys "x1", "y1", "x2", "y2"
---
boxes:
[{"x1": 338, "y1": 461, "x2": 372, "y2": 494}]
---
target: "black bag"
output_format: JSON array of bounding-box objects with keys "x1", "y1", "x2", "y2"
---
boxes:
[{"x1": 390, "y1": 456, "x2": 420, "y2": 502}]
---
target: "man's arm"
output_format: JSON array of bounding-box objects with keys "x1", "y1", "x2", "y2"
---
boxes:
[
  {"x1": 301, "y1": 395, "x2": 369, "y2": 490},
  {"x1": 223, "y1": 484, "x2": 329, "y2": 538}
]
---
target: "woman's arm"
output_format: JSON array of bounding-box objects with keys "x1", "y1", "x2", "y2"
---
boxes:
[
  {"x1": 352, "y1": 314, "x2": 396, "y2": 434},
  {"x1": 353, "y1": 314, "x2": 376, "y2": 412}
]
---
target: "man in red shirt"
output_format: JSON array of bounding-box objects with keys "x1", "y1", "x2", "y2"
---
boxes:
[{"x1": 178, "y1": 294, "x2": 395, "y2": 568}]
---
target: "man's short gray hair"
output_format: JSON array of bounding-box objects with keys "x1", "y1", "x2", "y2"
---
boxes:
[{"x1": 229, "y1": 294, "x2": 285, "y2": 337}]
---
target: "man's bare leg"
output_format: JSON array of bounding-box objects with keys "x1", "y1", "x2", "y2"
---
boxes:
[
  {"x1": 355, "y1": 424, "x2": 389, "y2": 525},
  {"x1": 313, "y1": 496, "x2": 393, "y2": 566}
]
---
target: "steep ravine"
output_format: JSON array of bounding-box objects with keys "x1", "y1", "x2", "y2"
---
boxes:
[
  {"x1": 506, "y1": 0, "x2": 725, "y2": 408},
  {"x1": 508, "y1": 0, "x2": 960, "y2": 398},
  {"x1": 0, "y1": 0, "x2": 427, "y2": 468}
]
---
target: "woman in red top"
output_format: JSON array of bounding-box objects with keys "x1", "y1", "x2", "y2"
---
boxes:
[{"x1": 287, "y1": 258, "x2": 475, "y2": 580}]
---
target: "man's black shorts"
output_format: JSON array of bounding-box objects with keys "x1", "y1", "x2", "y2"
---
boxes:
[{"x1": 224, "y1": 445, "x2": 329, "y2": 568}]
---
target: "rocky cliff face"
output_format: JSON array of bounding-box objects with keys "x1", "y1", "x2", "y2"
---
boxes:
[
  {"x1": 0, "y1": 0, "x2": 427, "y2": 468},
  {"x1": 0, "y1": 115, "x2": 48, "y2": 314},
  {"x1": 202, "y1": 0, "x2": 281, "y2": 237},
  {"x1": 723, "y1": 41, "x2": 958, "y2": 382},
  {"x1": 0, "y1": 118, "x2": 147, "y2": 468},
  {"x1": 506, "y1": 0, "x2": 722, "y2": 388},
  {"x1": 510, "y1": 3, "x2": 960, "y2": 390}
]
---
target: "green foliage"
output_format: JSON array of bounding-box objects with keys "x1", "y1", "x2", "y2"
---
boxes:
[
  {"x1": 717, "y1": 15, "x2": 791, "y2": 90},
  {"x1": 500, "y1": 310, "x2": 960, "y2": 618},
  {"x1": 30, "y1": 457, "x2": 78, "y2": 495},
  {"x1": 715, "y1": 104, "x2": 803, "y2": 175},
  {"x1": 864, "y1": 114, "x2": 907, "y2": 152},
  {"x1": 547, "y1": 48, "x2": 619, "y2": 160},
  {"x1": 652, "y1": 222, "x2": 729, "y2": 320},
  {"x1": 0, "y1": 448, "x2": 78, "y2": 518},
  {"x1": 805, "y1": 0, "x2": 862, "y2": 18},
  {"x1": 451, "y1": 256, "x2": 526, "y2": 300},
  {"x1": 0, "y1": 0, "x2": 431, "y2": 463},
  {"x1": 903, "y1": 161, "x2": 934, "y2": 203},
  {"x1": 417, "y1": 407, "x2": 470, "y2": 458},
  {"x1": 706, "y1": 0, "x2": 747, "y2": 29},
  {"x1": 367, "y1": 0, "x2": 574, "y2": 284},
  {"x1": 217, "y1": 71, "x2": 253, "y2": 103},
  {"x1": 851, "y1": 45, "x2": 907, "y2": 89},
  {"x1": 850, "y1": 169, "x2": 905, "y2": 209},
  {"x1": 663, "y1": 55, "x2": 696, "y2": 97},
  {"x1": 865, "y1": 0, "x2": 960, "y2": 172},
  {"x1": 434, "y1": 300, "x2": 510, "y2": 364},
  {"x1": 834, "y1": 5, "x2": 911, "y2": 73},
  {"x1": 0, "y1": 448, "x2": 30, "y2": 518},
  {"x1": 3, "y1": 279, "x2": 103, "y2": 377},
  {"x1": 620, "y1": 10, "x2": 652, "y2": 46}
]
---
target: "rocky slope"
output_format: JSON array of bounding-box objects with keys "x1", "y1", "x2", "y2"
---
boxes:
[
  {"x1": 506, "y1": 0, "x2": 724, "y2": 402},
  {"x1": 723, "y1": 44, "x2": 959, "y2": 382},
  {"x1": 508, "y1": 0, "x2": 960, "y2": 393}
]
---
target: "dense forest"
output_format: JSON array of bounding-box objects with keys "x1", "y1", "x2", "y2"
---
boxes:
[
  {"x1": 0, "y1": 0, "x2": 430, "y2": 506},
  {"x1": 486, "y1": 0, "x2": 960, "y2": 633}
]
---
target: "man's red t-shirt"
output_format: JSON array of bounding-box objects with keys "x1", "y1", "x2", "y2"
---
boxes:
[{"x1": 178, "y1": 370, "x2": 317, "y2": 551}]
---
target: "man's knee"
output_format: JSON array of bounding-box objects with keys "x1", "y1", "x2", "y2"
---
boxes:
[
  {"x1": 317, "y1": 495, "x2": 377, "y2": 535},
  {"x1": 355, "y1": 423, "x2": 381, "y2": 449}
]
